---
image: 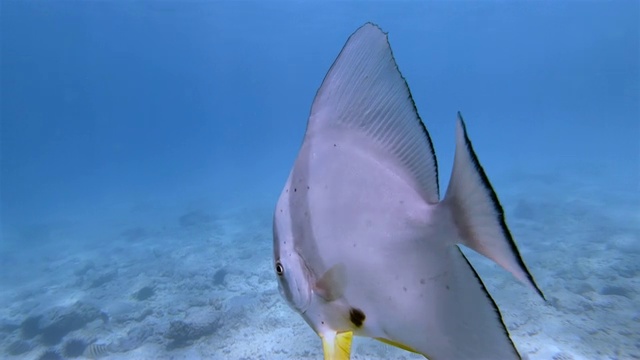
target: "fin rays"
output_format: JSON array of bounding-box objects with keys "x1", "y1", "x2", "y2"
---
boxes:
[
  {"x1": 445, "y1": 112, "x2": 544, "y2": 299},
  {"x1": 307, "y1": 22, "x2": 440, "y2": 204},
  {"x1": 275, "y1": 22, "x2": 545, "y2": 360}
]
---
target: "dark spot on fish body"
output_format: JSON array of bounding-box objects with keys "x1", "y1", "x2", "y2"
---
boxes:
[
  {"x1": 420, "y1": 278, "x2": 426, "y2": 285},
  {"x1": 446, "y1": 285, "x2": 450, "y2": 290},
  {"x1": 349, "y1": 308, "x2": 366, "y2": 327},
  {"x1": 294, "y1": 188, "x2": 297, "y2": 192},
  {"x1": 403, "y1": 286, "x2": 407, "y2": 292}
]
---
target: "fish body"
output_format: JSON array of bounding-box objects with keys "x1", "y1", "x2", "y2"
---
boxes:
[{"x1": 273, "y1": 22, "x2": 543, "y2": 360}]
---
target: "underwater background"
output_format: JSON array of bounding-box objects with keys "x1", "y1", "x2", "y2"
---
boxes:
[{"x1": 1, "y1": 1, "x2": 638, "y2": 359}]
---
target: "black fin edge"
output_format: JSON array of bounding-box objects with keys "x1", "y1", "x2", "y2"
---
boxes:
[
  {"x1": 383, "y1": 25, "x2": 441, "y2": 200},
  {"x1": 310, "y1": 22, "x2": 440, "y2": 200},
  {"x1": 457, "y1": 111, "x2": 545, "y2": 301},
  {"x1": 457, "y1": 246, "x2": 522, "y2": 360}
]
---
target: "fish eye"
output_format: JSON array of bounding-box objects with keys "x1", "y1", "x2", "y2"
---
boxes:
[{"x1": 275, "y1": 262, "x2": 284, "y2": 276}]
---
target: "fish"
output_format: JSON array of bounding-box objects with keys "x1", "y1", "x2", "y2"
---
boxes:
[
  {"x1": 272, "y1": 22, "x2": 544, "y2": 360},
  {"x1": 83, "y1": 343, "x2": 111, "y2": 359}
]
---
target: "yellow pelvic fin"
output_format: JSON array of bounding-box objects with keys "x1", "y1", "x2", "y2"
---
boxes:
[
  {"x1": 375, "y1": 337, "x2": 420, "y2": 354},
  {"x1": 321, "y1": 331, "x2": 353, "y2": 360}
]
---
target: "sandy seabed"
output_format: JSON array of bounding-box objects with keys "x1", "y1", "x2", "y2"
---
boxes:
[{"x1": 1, "y1": 167, "x2": 638, "y2": 360}]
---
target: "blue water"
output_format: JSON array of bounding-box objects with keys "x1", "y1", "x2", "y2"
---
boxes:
[{"x1": 1, "y1": 2, "x2": 638, "y2": 359}]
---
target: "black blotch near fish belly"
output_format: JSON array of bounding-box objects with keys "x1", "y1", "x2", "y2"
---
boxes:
[{"x1": 349, "y1": 308, "x2": 366, "y2": 328}]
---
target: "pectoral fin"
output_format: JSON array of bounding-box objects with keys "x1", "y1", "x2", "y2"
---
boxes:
[{"x1": 315, "y1": 264, "x2": 347, "y2": 301}]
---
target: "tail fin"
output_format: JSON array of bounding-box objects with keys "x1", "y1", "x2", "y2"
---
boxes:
[{"x1": 442, "y1": 112, "x2": 544, "y2": 299}]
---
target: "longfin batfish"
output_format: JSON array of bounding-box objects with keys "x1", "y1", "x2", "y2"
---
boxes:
[{"x1": 273, "y1": 22, "x2": 544, "y2": 360}]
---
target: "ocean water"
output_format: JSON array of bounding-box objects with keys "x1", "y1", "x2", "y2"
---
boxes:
[{"x1": 1, "y1": 1, "x2": 638, "y2": 360}]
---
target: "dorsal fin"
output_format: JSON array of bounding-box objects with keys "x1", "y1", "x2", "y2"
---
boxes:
[{"x1": 305, "y1": 22, "x2": 439, "y2": 203}]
